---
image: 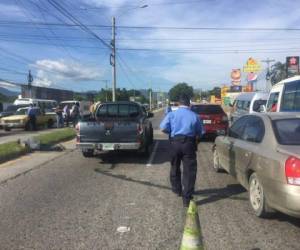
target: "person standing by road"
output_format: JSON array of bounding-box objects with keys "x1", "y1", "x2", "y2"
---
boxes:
[
  {"x1": 160, "y1": 94, "x2": 204, "y2": 207},
  {"x1": 63, "y1": 104, "x2": 70, "y2": 127},
  {"x1": 165, "y1": 102, "x2": 172, "y2": 115},
  {"x1": 27, "y1": 104, "x2": 37, "y2": 131},
  {"x1": 55, "y1": 104, "x2": 64, "y2": 128},
  {"x1": 70, "y1": 102, "x2": 80, "y2": 127}
]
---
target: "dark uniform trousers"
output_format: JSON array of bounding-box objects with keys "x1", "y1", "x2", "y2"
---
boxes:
[{"x1": 170, "y1": 135, "x2": 197, "y2": 202}]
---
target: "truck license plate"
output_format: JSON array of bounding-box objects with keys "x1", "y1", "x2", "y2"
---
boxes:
[
  {"x1": 102, "y1": 143, "x2": 115, "y2": 151},
  {"x1": 203, "y1": 120, "x2": 211, "y2": 124}
]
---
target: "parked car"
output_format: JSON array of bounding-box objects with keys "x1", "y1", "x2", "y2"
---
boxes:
[
  {"x1": 213, "y1": 113, "x2": 300, "y2": 218},
  {"x1": 0, "y1": 104, "x2": 28, "y2": 119},
  {"x1": 230, "y1": 92, "x2": 268, "y2": 123},
  {"x1": 191, "y1": 104, "x2": 228, "y2": 137},
  {"x1": 0, "y1": 107, "x2": 56, "y2": 131},
  {"x1": 76, "y1": 101, "x2": 154, "y2": 158},
  {"x1": 266, "y1": 75, "x2": 300, "y2": 112}
]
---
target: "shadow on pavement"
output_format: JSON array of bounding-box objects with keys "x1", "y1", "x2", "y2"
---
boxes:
[
  {"x1": 266, "y1": 211, "x2": 300, "y2": 227},
  {"x1": 94, "y1": 168, "x2": 171, "y2": 191},
  {"x1": 195, "y1": 184, "x2": 247, "y2": 206}
]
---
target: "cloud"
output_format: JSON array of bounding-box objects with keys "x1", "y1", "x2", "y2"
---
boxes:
[
  {"x1": 0, "y1": 3, "x2": 27, "y2": 18},
  {"x1": 33, "y1": 59, "x2": 103, "y2": 82}
]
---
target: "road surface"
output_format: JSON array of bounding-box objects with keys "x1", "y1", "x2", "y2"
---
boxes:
[{"x1": 0, "y1": 110, "x2": 299, "y2": 249}]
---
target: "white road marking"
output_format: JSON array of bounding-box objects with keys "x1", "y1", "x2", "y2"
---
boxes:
[{"x1": 146, "y1": 141, "x2": 159, "y2": 167}]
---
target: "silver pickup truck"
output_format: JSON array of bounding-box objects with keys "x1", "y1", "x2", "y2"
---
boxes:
[{"x1": 76, "y1": 101, "x2": 154, "y2": 158}]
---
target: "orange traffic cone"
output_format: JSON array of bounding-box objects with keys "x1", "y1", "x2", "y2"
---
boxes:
[{"x1": 180, "y1": 200, "x2": 204, "y2": 250}]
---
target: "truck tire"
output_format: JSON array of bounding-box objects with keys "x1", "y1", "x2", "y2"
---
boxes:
[
  {"x1": 4, "y1": 127, "x2": 11, "y2": 132},
  {"x1": 82, "y1": 149, "x2": 94, "y2": 158}
]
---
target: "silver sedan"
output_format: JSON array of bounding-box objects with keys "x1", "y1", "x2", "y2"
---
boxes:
[{"x1": 213, "y1": 112, "x2": 300, "y2": 218}]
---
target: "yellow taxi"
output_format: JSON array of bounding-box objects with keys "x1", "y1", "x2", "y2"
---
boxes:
[{"x1": 0, "y1": 107, "x2": 56, "y2": 131}]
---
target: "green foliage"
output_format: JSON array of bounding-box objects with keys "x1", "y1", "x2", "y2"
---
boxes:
[
  {"x1": 209, "y1": 87, "x2": 221, "y2": 98},
  {"x1": 270, "y1": 62, "x2": 287, "y2": 85},
  {"x1": 169, "y1": 83, "x2": 194, "y2": 102},
  {"x1": 34, "y1": 128, "x2": 76, "y2": 145},
  {"x1": 0, "y1": 93, "x2": 17, "y2": 103},
  {"x1": 0, "y1": 141, "x2": 29, "y2": 164}
]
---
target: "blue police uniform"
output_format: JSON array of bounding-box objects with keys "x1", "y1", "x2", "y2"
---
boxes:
[
  {"x1": 160, "y1": 105, "x2": 204, "y2": 206},
  {"x1": 27, "y1": 106, "x2": 37, "y2": 130}
]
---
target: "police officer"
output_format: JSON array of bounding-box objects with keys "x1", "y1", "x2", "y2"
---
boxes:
[{"x1": 160, "y1": 94, "x2": 204, "y2": 207}]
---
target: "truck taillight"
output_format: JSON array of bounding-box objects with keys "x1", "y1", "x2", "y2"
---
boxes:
[
  {"x1": 75, "y1": 123, "x2": 80, "y2": 132},
  {"x1": 285, "y1": 156, "x2": 300, "y2": 186},
  {"x1": 137, "y1": 124, "x2": 143, "y2": 135}
]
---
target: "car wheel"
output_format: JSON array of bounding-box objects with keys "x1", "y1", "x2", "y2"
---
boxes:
[
  {"x1": 4, "y1": 127, "x2": 11, "y2": 131},
  {"x1": 82, "y1": 149, "x2": 94, "y2": 158},
  {"x1": 47, "y1": 119, "x2": 54, "y2": 128},
  {"x1": 213, "y1": 149, "x2": 222, "y2": 172},
  {"x1": 249, "y1": 173, "x2": 273, "y2": 217}
]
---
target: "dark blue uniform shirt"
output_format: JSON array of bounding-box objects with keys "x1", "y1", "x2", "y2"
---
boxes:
[{"x1": 160, "y1": 106, "x2": 205, "y2": 138}]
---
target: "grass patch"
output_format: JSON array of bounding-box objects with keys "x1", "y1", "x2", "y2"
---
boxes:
[
  {"x1": 34, "y1": 128, "x2": 76, "y2": 146},
  {"x1": 0, "y1": 141, "x2": 29, "y2": 164}
]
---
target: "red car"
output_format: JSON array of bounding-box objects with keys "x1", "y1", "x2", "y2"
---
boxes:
[{"x1": 191, "y1": 104, "x2": 228, "y2": 137}]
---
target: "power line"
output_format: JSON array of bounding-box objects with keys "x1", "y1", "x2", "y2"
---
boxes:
[{"x1": 46, "y1": 0, "x2": 111, "y2": 49}]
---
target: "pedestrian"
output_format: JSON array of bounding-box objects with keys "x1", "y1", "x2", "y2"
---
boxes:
[
  {"x1": 27, "y1": 104, "x2": 37, "y2": 131},
  {"x1": 160, "y1": 94, "x2": 204, "y2": 207},
  {"x1": 70, "y1": 102, "x2": 80, "y2": 127},
  {"x1": 63, "y1": 104, "x2": 70, "y2": 127},
  {"x1": 165, "y1": 102, "x2": 172, "y2": 115},
  {"x1": 55, "y1": 105, "x2": 64, "y2": 128}
]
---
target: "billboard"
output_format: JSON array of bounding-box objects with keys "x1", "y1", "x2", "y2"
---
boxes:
[
  {"x1": 286, "y1": 56, "x2": 299, "y2": 77},
  {"x1": 243, "y1": 57, "x2": 261, "y2": 73},
  {"x1": 231, "y1": 69, "x2": 241, "y2": 85}
]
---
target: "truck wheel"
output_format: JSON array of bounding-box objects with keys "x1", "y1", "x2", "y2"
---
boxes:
[
  {"x1": 4, "y1": 127, "x2": 11, "y2": 132},
  {"x1": 25, "y1": 122, "x2": 31, "y2": 131},
  {"x1": 82, "y1": 149, "x2": 94, "y2": 158}
]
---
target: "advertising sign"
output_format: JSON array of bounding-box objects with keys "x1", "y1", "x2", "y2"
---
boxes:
[
  {"x1": 243, "y1": 57, "x2": 261, "y2": 73},
  {"x1": 231, "y1": 69, "x2": 241, "y2": 85},
  {"x1": 286, "y1": 56, "x2": 299, "y2": 77}
]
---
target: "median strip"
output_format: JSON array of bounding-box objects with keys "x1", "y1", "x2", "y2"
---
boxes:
[{"x1": 0, "y1": 128, "x2": 76, "y2": 164}]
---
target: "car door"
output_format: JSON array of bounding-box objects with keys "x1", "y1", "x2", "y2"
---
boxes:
[
  {"x1": 233, "y1": 116, "x2": 265, "y2": 188},
  {"x1": 35, "y1": 109, "x2": 43, "y2": 126},
  {"x1": 218, "y1": 116, "x2": 248, "y2": 174}
]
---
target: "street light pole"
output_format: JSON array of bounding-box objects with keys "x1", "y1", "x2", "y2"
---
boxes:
[{"x1": 111, "y1": 16, "x2": 116, "y2": 102}]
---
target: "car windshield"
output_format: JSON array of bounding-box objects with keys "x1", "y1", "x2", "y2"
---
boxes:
[
  {"x1": 16, "y1": 109, "x2": 28, "y2": 115},
  {"x1": 5, "y1": 105, "x2": 19, "y2": 112},
  {"x1": 273, "y1": 118, "x2": 300, "y2": 145},
  {"x1": 191, "y1": 105, "x2": 224, "y2": 114}
]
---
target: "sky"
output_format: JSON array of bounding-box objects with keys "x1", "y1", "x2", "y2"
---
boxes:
[{"x1": 0, "y1": 0, "x2": 299, "y2": 93}]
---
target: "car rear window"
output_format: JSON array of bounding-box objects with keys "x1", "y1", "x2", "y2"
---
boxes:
[
  {"x1": 97, "y1": 104, "x2": 140, "y2": 118},
  {"x1": 273, "y1": 118, "x2": 300, "y2": 145},
  {"x1": 191, "y1": 105, "x2": 224, "y2": 114}
]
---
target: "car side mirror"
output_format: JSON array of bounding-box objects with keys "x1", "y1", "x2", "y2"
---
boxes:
[
  {"x1": 147, "y1": 112, "x2": 154, "y2": 118},
  {"x1": 259, "y1": 105, "x2": 266, "y2": 113}
]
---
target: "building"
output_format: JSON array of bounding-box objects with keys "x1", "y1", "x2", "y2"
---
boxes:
[{"x1": 21, "y1": 85, "x2": 74, "y2": 102}]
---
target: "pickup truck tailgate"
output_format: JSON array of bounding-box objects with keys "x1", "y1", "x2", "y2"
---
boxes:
[{"x1": 79, "y1": 120, "x2": 139, "y2": 143}]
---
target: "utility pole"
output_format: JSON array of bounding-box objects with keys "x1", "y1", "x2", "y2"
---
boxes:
[
  {"x1": 27, "y1": 70, "x2": 33, "y2": 98},
  {"x1": 111, "y1": 17, "x2": 116, "y2": 102},
  {"x1": 149, "y1": 88, "x2": 152, "y2": 111},
  {"x1": 261, "y1": 58, "x2": 275, "y2": 91}
]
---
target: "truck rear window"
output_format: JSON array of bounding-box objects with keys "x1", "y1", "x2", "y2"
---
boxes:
[
  {"x1": 97, "y1": 104, "x2": 140, "y2": 118},
  {"x1": 191, "y1": 105, "x2": 224, "y2": 114},
  {"x1": 273, "y1": 118, "x2": 300, "y2": 145}
]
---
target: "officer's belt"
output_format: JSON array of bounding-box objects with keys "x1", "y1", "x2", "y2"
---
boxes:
[{"x1": 171, "y1": 135, "x2": 196, "y2": 142}]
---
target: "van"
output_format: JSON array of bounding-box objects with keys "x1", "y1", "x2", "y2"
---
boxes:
[
  {"x1": 266, "y1": 75, "x2": 300, "y2": 112},
  {"x1": 230, "y1": 92, "x2": 269, "y2": 123},
  {"x1": 13, "y1": 98, "x2": 57, "y2": 112},
  {"x1": 60, "y1": 100, "x2": 91, "y2": 118}
]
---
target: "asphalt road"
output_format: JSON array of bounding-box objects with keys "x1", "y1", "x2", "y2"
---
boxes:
[{"x1": 0, "y1": 110, "x2": 299, "y2": 250}]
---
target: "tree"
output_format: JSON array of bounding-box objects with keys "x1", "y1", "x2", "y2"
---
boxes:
[
  {"x1": 269, "y1": 62, "x2": 286, "y2": 85},
  {"x1": 209, "y1": 87, "x2": 221, "y2": 98},
  {"x1": 169, "y1": 83, "x2": 193, "y2": 102}
]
